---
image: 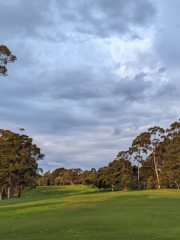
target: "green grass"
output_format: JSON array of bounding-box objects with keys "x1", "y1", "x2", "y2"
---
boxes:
[{"x1": 1, "y1": 186, "x2": 180, "y2": 240}]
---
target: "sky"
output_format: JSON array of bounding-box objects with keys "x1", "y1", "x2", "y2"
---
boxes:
[{"x1": 0, "y1": 0, "x2": 180, "y2": 172}]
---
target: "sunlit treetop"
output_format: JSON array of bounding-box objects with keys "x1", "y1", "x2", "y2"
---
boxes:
[{"x1": 0, "y1": 45, "x2": 17, "y2": 76}]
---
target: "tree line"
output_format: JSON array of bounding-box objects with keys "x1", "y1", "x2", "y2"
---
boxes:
[
  {"x1": 38, "y1": 167, "x2": 97, "y2": 187},
  {"x1": 39, "y1": 120, "x2": 180, "y2": 191}
]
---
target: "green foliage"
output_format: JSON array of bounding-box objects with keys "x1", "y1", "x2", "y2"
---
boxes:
[
  {"x1": 0, "y1": 129, "x2": 44, "y2": 199},
  {"x1": 161, "y1": 131, "x2": 180, "y2": 188},
  {"x1": 38, "y1": 167, "x2": 85, "y2": 187},
  {"x1": 94, "y1": 158, "x2": 133, "y2": 191},
  {"x1": 127, "y1": 120, "x2": 180, "y2": 189}
]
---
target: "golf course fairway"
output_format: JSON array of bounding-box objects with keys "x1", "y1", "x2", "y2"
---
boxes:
[{"x1": 0, "y1": 185, "x2": 180, "y2": 240}]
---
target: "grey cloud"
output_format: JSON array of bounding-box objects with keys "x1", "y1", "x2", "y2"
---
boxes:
[
  {"x1": 47, "y1": 69, "x2": 106, "y2": 100},
  {"x1": 158, "y1": 67, "x2": 166, "y2": 73},
  {"x1": 154, "y1": 0, "x2": 180, "y2": 69},
  {"x1": 55, "y1": 0, "x2": 156, "y2": 38},
  {"x1": 113, "y1": 72, "x2": 152, "y2": 101},
  {"x1": 0, "y1": 1, "x2": 53, "y2": 41},
  {"x1": 114, "y1": 126, "x2": 121, "y2": 135},
  {"x1": 0, "y1": 97, "x2": 99, "y2": 136},
  {"x1": 155, "y1": 83, "x2": 177, "y2": 98},
  {"x1": 39, "y1": 135, "x2": 129, "y2": 171},
  {"x1": 0, "y1": 0, "x2": 156, "y2": 42}
]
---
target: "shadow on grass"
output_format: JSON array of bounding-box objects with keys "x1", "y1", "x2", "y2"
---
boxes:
[
  {"x1": 0, "y1": 200, "x2": 67, "y2": 214},
  {"x1": 2, "y1": 186, "x2": 180, "y2": 210},
  {"x1": 28, "y1": 185, "x2": 112, "y2": 198},
  {"x1": 0, "y1": 185, "x2": 108, "y2": 208}
]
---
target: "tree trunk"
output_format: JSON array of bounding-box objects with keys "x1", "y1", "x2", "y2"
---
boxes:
[
  {"x1": 17, "y1": 185, "x2": 22, "y2": 198},
  {"x1": 153, "y1": 149, "x2": 160, "y2": 189},
  {"x1": 18, "y1": 189, "x2": 22, "y2": 198},
  {"x1": 174, "y1": 179, "x2": 179, "y2": 189},
  {"x1": 138, "y1": 160, "x2": 140, "y2": 189},
  {"x1": 0, "y1": 194, "x2": 3, "y2": 200},
  {"x1": 111, "y1": 184, "x2": 114, "y2": 191},
  {"x1": 8, "y1": 180, "x2": 14, "y2": 198},
  {"x1": 0, "y1": 187, "x2": 4, "y2": 200}
]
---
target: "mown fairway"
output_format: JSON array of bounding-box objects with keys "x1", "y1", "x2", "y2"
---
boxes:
[{"x1": 1, "y1": 186, "x2": 180, "y2": 240}]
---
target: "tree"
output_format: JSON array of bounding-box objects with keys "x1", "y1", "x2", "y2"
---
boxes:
[
  {"x1": 0, "y1": 129, "x2": 44, "y2": 199},
  {"x1": 50, "y1": 168, "x2": 66, "y2": 185},
  {"x1": 62, "y1": 168, "x2": 82, "y2": 185},
  {"x1": 147, "y1": 126, "x2": 166, "y2": 189},
  {"x1": 41, "y1": 171, "x2": 51, "y2": 186},
  {"x1": 0, "y1": 171, "x2": 8, "y2": 200},
  {"x1": 129, "y1": 132, "x2": 151, "y2": 189},
  {"x1": 80, "y1": 168, "x2": 96, "y2": 186},
  {"x1": 161, "y1": 120, "x2": 180, "y2": 189},
  {"x1": 54, "y1": 176, "x2": 63, "y2": 185},
  {"x1": 0, "y1": 45, "x2": 16, "y2": 76},
  {"x1": 147, "y1": 176, "x2": 155, "y2": 189},
  {"x1": 94, "y1": 154, "x2": 132, "y2": 191},
  {"x1": 94, "y1": 166, "x2": 108, "y2": 191}
]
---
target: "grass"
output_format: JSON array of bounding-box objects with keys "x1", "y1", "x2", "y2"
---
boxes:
[{"x1": 1, "y1": 186, "x2": 180, "y2": 240}]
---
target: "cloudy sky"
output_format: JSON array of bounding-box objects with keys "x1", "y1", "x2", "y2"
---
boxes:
[{"x1": 0, "y1": 0, "x2": 180, "y2": 172}]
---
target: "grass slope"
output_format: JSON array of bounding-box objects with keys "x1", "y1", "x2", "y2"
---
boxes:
[{"x1": 1, "y1": 186, "x2": 180, "y2": 240}]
